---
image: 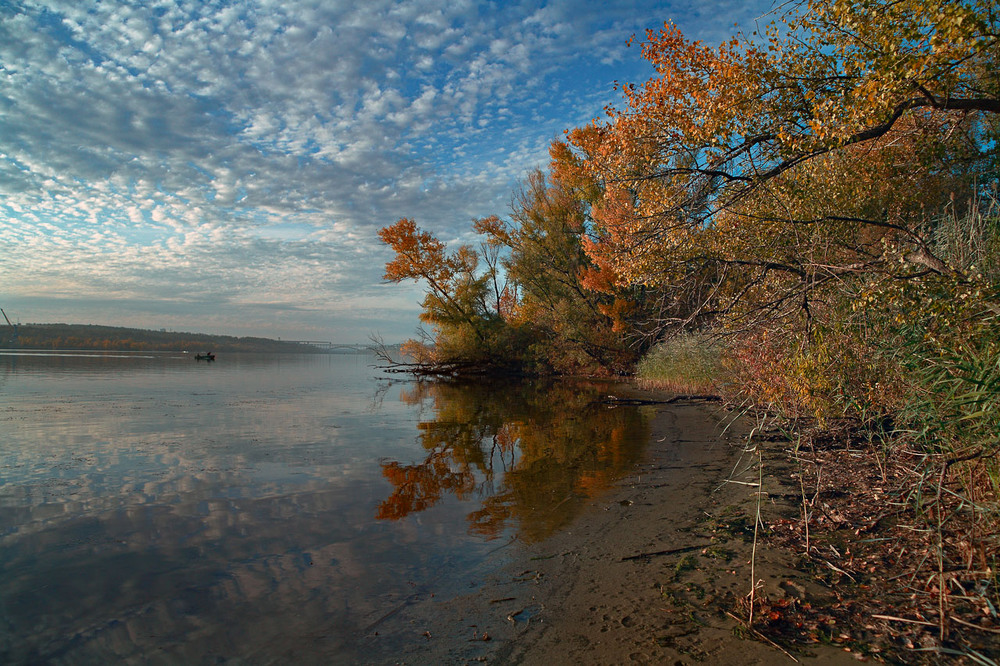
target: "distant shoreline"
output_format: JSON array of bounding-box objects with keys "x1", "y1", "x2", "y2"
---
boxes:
[
  {"x1": 0, "y1": 345, "x2": 369, "y2": 358},
  {"x1": 2, "y1": 323, "x2": 383, "y2": 354}
]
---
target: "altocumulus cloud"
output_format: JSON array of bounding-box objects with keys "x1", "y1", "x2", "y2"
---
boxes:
[{"x1": 0, "y1": 0, "x2": 770, "y2": 341}]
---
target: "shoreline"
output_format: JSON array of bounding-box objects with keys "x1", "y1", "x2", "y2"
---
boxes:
[{"x1": 358, "y1": 400, "x2": 860, "y2": 664}]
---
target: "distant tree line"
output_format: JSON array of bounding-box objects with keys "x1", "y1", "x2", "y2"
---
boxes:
[{"x1": 9, "y1": 324, "x2": 328, "y2": 353}]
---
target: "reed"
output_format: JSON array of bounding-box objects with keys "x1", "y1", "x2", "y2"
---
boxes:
[{"x1": 635, "y1": 331, "x2": 726, "y2": 394}]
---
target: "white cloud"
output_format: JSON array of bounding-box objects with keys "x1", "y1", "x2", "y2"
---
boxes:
[{"x1": 0, "y1": 0, "x2": 772, "y2": 341}]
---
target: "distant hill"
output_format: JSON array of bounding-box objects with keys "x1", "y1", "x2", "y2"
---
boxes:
[{"x1": 6, "y1": 323, "x2": 347, "y2": 353}]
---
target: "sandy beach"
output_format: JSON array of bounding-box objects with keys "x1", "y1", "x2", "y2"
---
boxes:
[{"x1": 356, "y1": 401, "x2": 862, "y2": 665}]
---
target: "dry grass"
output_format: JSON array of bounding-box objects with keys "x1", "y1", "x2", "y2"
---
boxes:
[{"x1": 636, "y1": 332, "x2": 727, "y2": 395}]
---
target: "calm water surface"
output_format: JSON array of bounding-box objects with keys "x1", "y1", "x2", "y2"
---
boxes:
[{"x1": 0, "y1": 351, "x2": 650, "y2": 663}]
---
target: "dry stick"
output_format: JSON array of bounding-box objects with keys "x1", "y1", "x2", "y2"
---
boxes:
[
  {"x1": 950, "y1": 616, "x2": 1000, "y2": 635},
  {"x1": 723, "y1": 405, "x2": 764, "y2": 487},
  {"x1": 808, "y1": 439, "x2": 824, "y2": 556},
  {"x1": 936, "y1": 460, "x2": 948, "y2": 641},
  {"x1": 748, "y1": 445, "x2": 764, "y2": 626},
  {"x1": 724, "y1": 480, "x2": 761, "y2": 487},
  {"x1": 620, "y1": 544, "x2": 707, "y2": 562},
  {"x1": 796, "y1": 435, "x2": 811, "y2": 555},
  {"x1": 871, "y1": 613, "x2": 938, "y2": 627},
  {"x1": 824, "y1": 559, "x2": 856, "y2": 582},
  {"x1": 731, "y1": 409, "x2": 768, "y2": 627},
  {"x1": 725, "y1": 611, "x2": 800, "y2": 663}
]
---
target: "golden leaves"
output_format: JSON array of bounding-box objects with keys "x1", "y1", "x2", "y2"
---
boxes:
[
  {"x1": 562, "y1": 0, "x2": 997, "y2": 307},
  {"x1": 378, "y1": 217, "x2": 450, "y2": 285}
]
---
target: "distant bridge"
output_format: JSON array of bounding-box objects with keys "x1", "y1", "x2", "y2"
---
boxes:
[{"x1": 287, "y1": 341, "x2": 371, "y2": 352}]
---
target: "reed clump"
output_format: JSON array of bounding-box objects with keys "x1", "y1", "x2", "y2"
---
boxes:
[{"x1": 635, "y1": 331, "x2": 727, "y2": 395}]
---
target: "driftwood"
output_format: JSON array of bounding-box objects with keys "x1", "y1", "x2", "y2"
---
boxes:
[
  {"x1": 596, "y1": 394, "x2": 722, "y2": 407},
  {"x1": 368, "y1": 337, "x2": 527, "y2": 378},
  {"x1": 620, "y1": 544, "x2": 707, "y2": 562}
]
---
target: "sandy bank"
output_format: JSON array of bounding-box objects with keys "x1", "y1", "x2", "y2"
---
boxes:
[{"x1": 357, "y1": 401, "x2": 862, "y2": 665}]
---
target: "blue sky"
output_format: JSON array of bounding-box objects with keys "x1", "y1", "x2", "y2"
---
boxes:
[{"x1": 1, "y1": 0, "x2": 772, "y2": 343}]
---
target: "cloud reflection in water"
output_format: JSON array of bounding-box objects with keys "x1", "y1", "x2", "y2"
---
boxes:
[{"x1": 0, "y1": 353, "x2": 649, "y2": 662}]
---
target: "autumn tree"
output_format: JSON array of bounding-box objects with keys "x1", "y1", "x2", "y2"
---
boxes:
[
  {"x1": 474, "y1": 144, "x2": 649, "y2": 374},
  {"x1": 379, "y1": 217, "x2": 529, "y2": 371},
  {"x1": 380, "y1": 218, "x2": 492, "y2": 332},
  {"x1": 572, "y1": 0, "x2": 998, "y2": 314},
  {"x1": 381, "y1": 154, "x2": 657, "y2": 375},
  {"x1": 562, "y1": 0, "x2": 999, "y2": 424}
]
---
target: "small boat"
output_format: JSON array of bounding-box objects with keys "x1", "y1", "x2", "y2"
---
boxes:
[{"x1": 195, "y1": 352, "x2": 216, "y2": 361}]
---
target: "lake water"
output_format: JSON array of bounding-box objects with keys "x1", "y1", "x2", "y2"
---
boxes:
[{"x1": 0, "y1": 351, "x2": 651, "y2": 664}]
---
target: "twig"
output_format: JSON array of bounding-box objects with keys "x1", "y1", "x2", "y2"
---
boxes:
[
  {"x1": 950, "y1": 615, "x2": 1000, "y2": 635},
  {"x1": 620, "y1": 544, "x2": 706, "y2": 562},
  {"x1": 725, "y1": 611, "x2": 800, "y2": 662},
  {"x1": 871, "y1": 613, "x2": 937, "y2": 627},
  {"x1": 936, "y1": 461, "x2": 948, "y2": 640},
  {"x1": 598, "y1": 394, "x2": 722, "y2": 406},
  {"x1": 824, "y1": 560, "x2": 856, "y2": 582},
  {"x1": 793, "y1": 433, "x2": 812, "y2": 555},
  {"x1": 748, "y1": 446, "x2": 764, "y2": 625}
]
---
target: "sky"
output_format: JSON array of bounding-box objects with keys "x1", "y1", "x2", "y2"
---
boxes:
[{"x1": 1, "y1": 0, "x2": 772, "y2": 343}]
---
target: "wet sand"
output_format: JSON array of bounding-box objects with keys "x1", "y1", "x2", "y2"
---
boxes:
[{"x1": 358, "y1": 402, "x2": 862, "y2": 665}]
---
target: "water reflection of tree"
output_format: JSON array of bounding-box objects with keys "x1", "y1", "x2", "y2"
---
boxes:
[{"x1": 376, "y1": 379, "x2": 650, "y2": 542}]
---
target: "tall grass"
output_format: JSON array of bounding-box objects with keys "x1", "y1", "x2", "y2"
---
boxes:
[
  {"x1": 894, "y1": 188, "x2": 1000, "y2": 483},
  {"x1": 636, "y1": 331, "x2": 726, "y2": 394},
  {"x1": 928, "y1": 186, "x2": 1000, "y2": 283},
  {"x1": 859, "y1": 193, "x2": 1000, "y2": 648}
]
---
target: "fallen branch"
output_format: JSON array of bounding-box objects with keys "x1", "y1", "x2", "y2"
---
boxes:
[
  {"x1": 620, "y1": 544, "x2": 707, "y2": 562},
  {"x1": 598, "y1": 394, "x2": 722, "y2": 406}
]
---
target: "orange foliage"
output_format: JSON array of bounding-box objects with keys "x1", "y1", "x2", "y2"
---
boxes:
[{"x1": 378, "y1": 218, "x2": 451, "y2": 285}]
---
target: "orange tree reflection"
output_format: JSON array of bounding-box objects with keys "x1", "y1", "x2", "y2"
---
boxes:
[{"x1": 376, "y1": 379, "x2": 650, "y2": 542}]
